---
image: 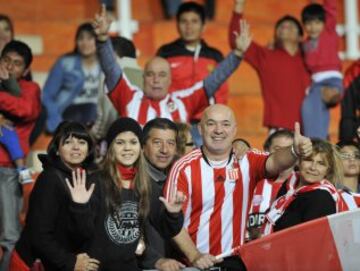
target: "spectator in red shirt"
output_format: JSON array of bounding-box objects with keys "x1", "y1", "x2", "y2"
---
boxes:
[
  {"x1": 157, "y1": 1, "x2": 229, "y2": 146},
  {"x1": 164, "y1": 104, "x2": 313, "y2": 270},
  {"x1": 93, "y1": 5, "x2": 250, "y2": 127},
  {"x1": 0, "y1": 40, "x2": 41, "y2": 271},
  {"x1": 301, "y1": 0, "x2": 343, "y2": 139},
  {"x1": 229, "y1": 0, "x2": 310, "y2": 133}
]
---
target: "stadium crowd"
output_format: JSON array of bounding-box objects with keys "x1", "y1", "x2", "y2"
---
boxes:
[{"x1": 0, "y1": 0, "x2": 359, "y2": 270}]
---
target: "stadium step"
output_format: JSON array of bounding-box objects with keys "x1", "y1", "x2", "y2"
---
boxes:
[{"x1": 3, "y1": 0, "x2": 345, "y2": 149}]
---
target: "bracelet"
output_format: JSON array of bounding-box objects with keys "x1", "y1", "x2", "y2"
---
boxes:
[{"x1": 291, "y1": 145, "x2": 299, "y2": 158}]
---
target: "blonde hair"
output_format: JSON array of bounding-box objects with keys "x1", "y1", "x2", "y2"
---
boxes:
[
  {"x1": 101, "y1": 141, "x2": 151, "y2": 221},
  {"x1": 176, "y1": 122, "x2": 192, "y2": 156},
  {"x1": 300, "y1": 139, "x2": 343, "y2": 185}
]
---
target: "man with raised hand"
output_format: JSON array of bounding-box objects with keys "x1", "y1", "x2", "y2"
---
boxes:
[
  {"x1": 92, "y1": 5, "x2": 251, "y2": 126},
  {"x1": 164, "y1": 104, "x2": 312, "y2": 270},
  {"x1": 229, "y1": 0, "x2": 310, "y2": 133}
]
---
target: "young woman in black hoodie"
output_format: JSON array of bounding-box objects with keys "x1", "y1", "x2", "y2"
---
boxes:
[
  {"x1": 9, "y1": 121, "x2": 100, "y2": 271},
  {"x1": 67, "y1": 117, "x2": 185, "y2": 271}
]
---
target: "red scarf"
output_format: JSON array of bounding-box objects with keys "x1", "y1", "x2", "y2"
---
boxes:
[
  {"x1": 117, "y1": 164, "x2": 137, "y2": 181},
  {"x1": 264, "y1": 172, "x2": 342, "y2": 235}
]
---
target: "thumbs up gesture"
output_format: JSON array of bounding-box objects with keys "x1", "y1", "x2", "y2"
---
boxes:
[{"x1": 293, "y1": 122, "x2": 312, "y2": 158}]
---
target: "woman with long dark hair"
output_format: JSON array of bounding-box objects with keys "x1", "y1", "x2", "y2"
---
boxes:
[
  {"x1": 9, "y1": 121, "x2": 100, "y2": 271},
  {"x1": 42, "y1": 22, "x2": 102, "y2": 134},
  {"x1": 68, "y1": 117, "x2": 185, "y2": 270}
]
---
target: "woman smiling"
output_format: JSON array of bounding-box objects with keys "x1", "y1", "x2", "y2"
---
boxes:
[
  {"x1": 265, "y1": 139, "x2": 344, "y2": 234},
  {"x1": 67, "y1": 117, "x2": 185, "y2": 271},
  {"x1": 10, "y1": 121, "x2": 99, "y2": 271}
]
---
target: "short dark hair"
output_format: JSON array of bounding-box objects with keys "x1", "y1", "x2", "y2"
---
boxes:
[
  {"x1": 143, "y1": 118, "x2": 178, "y2": 145},
  {"x1": 232, "y1": 138, "x2": 251, "y2": 148},
  {"x1": 176, "y1": 1, "x2": 205, "y2": 24},
  {"x1": 73, "y1": 22, "x2": 96, "y2": 54},
  {"x1": 301, "y1": 4, "x2": 325, "y2": 24},
  {"x1": 2, "y1": 40, "x2": 33, "y2": 69},
  {"x1": 0, "y1": 14, "x2": 14, "y2": 38},
  {"x1": 111, "y1": 36, "x2": 136, "y2": 58},
  {"x1": 263, "y1": 129, "x2": 294, "y2": 151},
  {"x1": 47, "y1": 121, "x2": 95, "y2": 167},
  {"x1": 275, "y1": 15, "x2": 304, "y2": 37}
]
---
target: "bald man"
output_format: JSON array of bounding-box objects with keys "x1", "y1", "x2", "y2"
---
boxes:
[
  {"x1": 164, "y1": 104, "x2": 313, "y2": 270},
  {"x1": 93, "y1": 7, "x2": 252, "y2": 126}
]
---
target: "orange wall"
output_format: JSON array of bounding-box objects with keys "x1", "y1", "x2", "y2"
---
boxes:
[{"x1": 1, "y1": 0, "x2": 352, "y2": 148}]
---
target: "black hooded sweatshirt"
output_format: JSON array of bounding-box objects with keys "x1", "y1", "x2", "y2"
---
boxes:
[{"x1": 15, "y1": 154, "x2": 99, "y2": 271}]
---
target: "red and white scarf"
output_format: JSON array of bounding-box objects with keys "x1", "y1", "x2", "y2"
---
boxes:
[{"x1": 264, "y1": 173, "x2": 342, "y2": 235}]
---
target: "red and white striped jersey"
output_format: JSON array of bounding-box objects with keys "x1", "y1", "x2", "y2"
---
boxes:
[
  {"x1": 247, "y1": 180, "x2": 283, "y2": 231},
  {"x1": 246, "y1": 174, "x2": 296, "y2": 240},
  {"x1": 107, "y1": 75, "x2": 209, "y2": 126},
  {"x1": 164, "y1": 149, "x2": 269, "y2": 255},
  {"x1": 339, "y1": 190, "x2": 360, "y2": 211}
]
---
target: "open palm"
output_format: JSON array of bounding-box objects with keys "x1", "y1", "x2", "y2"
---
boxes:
[
  {"x1": 159, "y1": 191, "x2": 186, "y2": 214},
  {"x1": 66, "y1": 168, "x2": 95, "y2": 204},
  {"x1": 92, "y1": 4, "x2": 111, "y2": 41},
  {"x1": 234, "y1": 19, "x2": 252, "y2": 55}
]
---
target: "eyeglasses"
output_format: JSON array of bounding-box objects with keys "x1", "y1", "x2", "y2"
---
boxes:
[
  {"x1": 185, "y1": 142, "x2": 194, "y2": 147},
  {"x1": 340, "y1": 153, "x2": 360, "y2": 160}
]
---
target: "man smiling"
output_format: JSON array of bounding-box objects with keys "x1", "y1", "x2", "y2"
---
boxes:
[
  {"x1": 93, "y1": 5, "x2": 251, "y2": 126},
  {"x1": 164, "y1": 104, "x2": 312, "y2": 270}
]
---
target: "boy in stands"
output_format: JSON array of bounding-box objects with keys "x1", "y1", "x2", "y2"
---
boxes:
[{"x1": 301, "y1": 0, "x2": 343, "y2": 139}]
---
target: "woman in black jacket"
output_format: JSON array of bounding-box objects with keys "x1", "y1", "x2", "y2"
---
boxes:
[
  {"x1": 264, "y1": 139, "x2": 344, "y2": 234},
  {"x1": 9, "y1": 121, "x2": 100, "y2": 271},
  {"x1": 67, "y1": 117, "x2": 185, "y2": 271}
]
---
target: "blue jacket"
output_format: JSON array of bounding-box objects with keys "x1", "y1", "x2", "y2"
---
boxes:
[{"x1": 42, "y1": 54, "x2": 84, "y2": 133}]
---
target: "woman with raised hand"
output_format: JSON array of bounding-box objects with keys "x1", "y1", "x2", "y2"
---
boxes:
[
  {"x1": 265, "y1": 138, "x2": 344, "y2": 234},
  {"x1": 68, "y1": 117, "x2": 185, "y2": 271},
  {"x1": 9, "y1": 121, "x2": 100, "y2": 271}
]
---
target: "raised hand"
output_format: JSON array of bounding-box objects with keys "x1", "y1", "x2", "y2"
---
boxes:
[
  {"x1": 92, "y1": 4, "x2": 111, "y2": 42},
  {"x1": 233, "y1": 19, "x2": 252, "y2": 57},
  {"x1": 234, "y1": 0, "x2": 246, "y2": 13},
  {"x1": 65, "y1": 168, "x2": 95, "y2": 204},
  {"x1": 293, "y1": 122, "x2": 312, "y2": 158},
  {"x1": 0, "y1": 62, "x2": 9, "y2": 81},
  {"x1": 159, "y1": 191, "x2": 186, "y2": 214}
]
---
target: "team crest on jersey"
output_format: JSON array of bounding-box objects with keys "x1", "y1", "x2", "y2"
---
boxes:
[
  {"x1": 227, "y1": 167, "x2": 239, "y2": 180},
  {"x1": 250, "y1": 149, "x2": 269, "y2": 156},
  {"x1": 105, "y1": 201, "x2": 140, "y2": 245},
  {"x1": 167, "y1": 101, "x2": 177, "y2": 113}
]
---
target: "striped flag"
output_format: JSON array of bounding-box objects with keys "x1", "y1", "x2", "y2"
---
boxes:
[{"x1": 239, "y1": 209, "x2": 360, "y2": 271}]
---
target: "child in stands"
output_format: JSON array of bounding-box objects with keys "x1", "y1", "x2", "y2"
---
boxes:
[{"x1": 301, "y1": 0, "x2": 343, "y2": 139}]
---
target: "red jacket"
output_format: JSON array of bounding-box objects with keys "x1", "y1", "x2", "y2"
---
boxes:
[
  {"x1": 303, "y1": 0, "x2": 341, "y2": 74},
  {"x1": 0, "y1": 79, "x2": 41, "y2": 167},
  {"x1": 229, "y1": 12, "x2": 310, "y2": 130},
  {"x1": 157, "y1": 39, "x2": 229, "y2": 121}
]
